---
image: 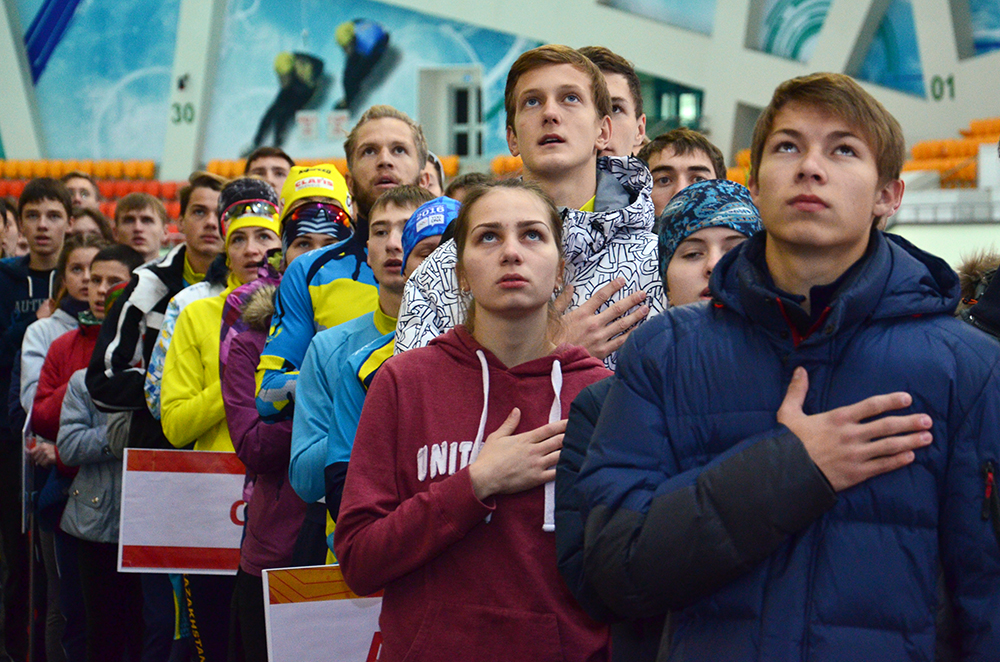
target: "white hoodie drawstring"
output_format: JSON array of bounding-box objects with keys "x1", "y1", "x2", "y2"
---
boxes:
[
  {"x1": 543, "y1": 360, "x2": 562, "y2": 532},
  {"x1": 469, "y1": 350, "x2": 563, "y2": 532},
  {"x1": 469, "y1": 350, "x2": 490, "y2": 464},
  {"x1": 470, "y1": 350, "x2": 493, "y2": 524}
]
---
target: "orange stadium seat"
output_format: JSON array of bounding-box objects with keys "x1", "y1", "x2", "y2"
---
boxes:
[
  {"x1": 100, "y1": 201, "x2": 117, "y2": 218},
  {"x1": 141, "y1": 180, "x2": 161, "y2": 197},
  {"x1": 8, "y1": 180, "x2": 27, "y2": 198},
  {"x1": 962, "y1": 117, "x2": 1000, "y2": 137},
  {"x1": 726, "y1": 167, "x2": 748, "y2": 186},
  {"x1": 438, "y1": 155, "x2": 460, "y2": 178},
  {"x1": 735, "y1": 149, "x2": 751, "y2": 169},
  {"x1": 491, "y1": 155, "x2": 522, "y2": 177},
  {"x1": 166, "y1": 200, "x2": 181, "y2": 219},
  {"x1": 160, "y1": 181, "x2": 179, "y2": 200},
  {"x1": 113, "y1": 180, "x2": 133, "y2": 199},
  {"x1": 97, "y1": 180, "x2": 116, "y2": 200}
]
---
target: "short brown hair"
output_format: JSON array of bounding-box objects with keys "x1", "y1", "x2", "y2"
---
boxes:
[
  {"x1": 114, "y1": 192, "x2": 168, "y2": 227},
  {"x1": 19, "y1": 178, "x2": 72, "y2": 222},
  {"x1": 244, "y1": 146, "x2": 294, "y2": 173},
  {"x1": 179, "y1": 171, "x2": 227, "y2": 217},
  {"x1": 71, "y1": 207, "x2": 114, "y2": 242},
  {"x1": 504, "y1": 45, "x2": 612, "y2": 132},
  {"x1": 638, "y1": 128, "x2": 727, "y2": 180},
  {"x1": 369, "y1": 185, "x2": 435, "y2": 220},
  {"x1": 444, "y1": 172, "x2": 493, "y2": 199},
  {"x1": 343, "y1": 105, "x2": 429, "y2": 173},
  {"x1": 453, "y1": 179, "x2": 564, "y2": 337},
  {"x1": 60, "y1": 171, "x2": 101, "y2": 200},
  {"x1": 750, "y1": 72, "x2": 905, "y2": 187},
  {"x1": 578, "y1": 46, "x2": 643, "y2": 118}
]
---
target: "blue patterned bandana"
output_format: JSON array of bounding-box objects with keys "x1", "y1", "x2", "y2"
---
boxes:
[
  {"x1": 401, "y1": 197, "x2": 460, "y2": 274},
  {"x1": 657, "y1": 179, "x2": 763, "y2": 282}
]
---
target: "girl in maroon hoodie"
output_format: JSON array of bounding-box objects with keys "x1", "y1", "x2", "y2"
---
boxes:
[{"x1": 335, "y1": 180, "x2": 612, "y2": 662}]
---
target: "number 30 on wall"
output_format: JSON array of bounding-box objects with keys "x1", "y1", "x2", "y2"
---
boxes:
[{"x1": 171, "y1": 102, "x2": 196, "y2": 124}]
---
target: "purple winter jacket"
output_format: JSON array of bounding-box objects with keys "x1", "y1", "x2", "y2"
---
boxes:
[{"x1": 221, "y1": 290, "x2": 307, "y2": 576}]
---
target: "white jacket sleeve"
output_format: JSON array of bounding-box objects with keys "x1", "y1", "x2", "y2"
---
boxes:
[{"x1": 394, "y1": 240, "x2": 462, "y2": 355}]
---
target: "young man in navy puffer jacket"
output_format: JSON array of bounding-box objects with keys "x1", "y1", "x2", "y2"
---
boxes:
[{"x1": 575, "y1": 72, "x2": 1000, "y2": 661}]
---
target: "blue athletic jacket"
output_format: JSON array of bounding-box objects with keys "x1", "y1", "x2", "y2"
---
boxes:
[{"x1": 576, "y1": 230, "x2": 1000, "y2": 661}]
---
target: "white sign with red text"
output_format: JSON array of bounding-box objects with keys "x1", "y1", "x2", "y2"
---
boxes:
[
  {"x1": 118, "y1": 448, "x2": 246, "y2": 575},
  {"x1": 263, "y1": 564, "x2": 383, "y2": 662}
]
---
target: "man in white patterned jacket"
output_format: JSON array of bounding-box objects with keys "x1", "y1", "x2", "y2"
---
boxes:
[{"x1": 395, "y1": 45, "x2": 663, "y2": 369}]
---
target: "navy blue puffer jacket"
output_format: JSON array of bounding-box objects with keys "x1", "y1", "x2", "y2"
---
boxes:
[{"x1": 576, "y1": 231, "x2": 1000, "y2": 661}]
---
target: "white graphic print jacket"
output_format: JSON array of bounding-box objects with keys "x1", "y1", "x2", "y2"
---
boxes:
[{"x1": 395, "y1": 155, "x2": 664, "y2": 370}]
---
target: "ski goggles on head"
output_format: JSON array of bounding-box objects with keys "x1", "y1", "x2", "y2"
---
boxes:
[
  {"x1": 221, "y1": 199, "x2": 279, "y2": 232},
  {"x1": 283, "y1": 202, "x2": 353, "y2": 243}
]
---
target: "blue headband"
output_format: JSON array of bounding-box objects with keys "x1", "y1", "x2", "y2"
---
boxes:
[
  {"x1": 401, "y1": 196, "x2": 460, "y2": 274},
  {"x1": 657, "y1": 179, "x2": 763, "y2": 282}
]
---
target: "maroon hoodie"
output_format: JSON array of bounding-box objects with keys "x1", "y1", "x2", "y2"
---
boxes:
[{"x1": 335, "y1": 326, "x2": 612, "y2": 662}]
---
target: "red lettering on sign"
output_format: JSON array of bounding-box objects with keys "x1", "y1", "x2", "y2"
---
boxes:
[
  {"x1": 366, "y1": 632, "x2": 382, "y2": 661},
  {"x1": 230, "y1": 501, "x2": 246, "y2": 526}
]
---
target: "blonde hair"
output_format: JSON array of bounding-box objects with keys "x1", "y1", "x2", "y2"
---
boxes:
[{"x1": 344, "y1": 105, "x2": 428, "y2": 172}]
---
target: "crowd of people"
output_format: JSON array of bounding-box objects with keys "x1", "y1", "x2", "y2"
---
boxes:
[{"x1": 1, "y1": 41, "x2": 999, "y2": 662}]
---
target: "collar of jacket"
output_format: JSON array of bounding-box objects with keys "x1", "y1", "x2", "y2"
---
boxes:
[
  {"x1": 144, "y1": 243, "x2": 188, "y2": 294},
  {"x1": 712, "y1": 230, "x2": 960, "y2": 346},
  {"x1": 561, "y1": 155, "x2": 654, "y2": 266}
]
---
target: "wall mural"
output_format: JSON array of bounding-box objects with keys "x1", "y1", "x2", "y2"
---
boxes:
[
  {"x1": 202, "y1": 0, "x2": 540, "y2": 160},
  {"x1": 5, "y1": 0, "x2": 1000, "y2": 161},
  {"x1": 14, "y1": 0, "x2": 179, "y2": 160}
]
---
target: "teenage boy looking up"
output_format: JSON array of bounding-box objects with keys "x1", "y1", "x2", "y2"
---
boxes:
[
  {"x1": 61, "y1": 171, "x2": 101, "y2": 212},
  {"x1": 396, "y1": 45, "x2": 662, "y2": 369},
  {"x1": 245, "y1": 146, "x2": 294, "y2": 194},
  {"x1": 113, "y1": 192, "x2": 168, "y2": 263},
  {"x1": 290, "y1": 186, "x2": 440, "y2": 503},
  {"x1": 637, "y1": 128, "x2": 726, "y2": 216},
  {"x1": 255, "y1": 164, "x2": 377, "y2": 422},
  {"x1": 579, "y1": 46, "x2": 646, "y2": 157},
  {"x1": 576, "y1": 73, "x2": 1000, "y2": 659},
  {"x1": 0, "y1": 177, "x2": 70, "y2": 661},
  {"x1": 343, "y1": 105, "x2": 430, "y2": 243}
]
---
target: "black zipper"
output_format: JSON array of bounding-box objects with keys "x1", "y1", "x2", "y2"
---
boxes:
[{"x1": 981, "y1": 461, "x2": 1000, "y2": 547}]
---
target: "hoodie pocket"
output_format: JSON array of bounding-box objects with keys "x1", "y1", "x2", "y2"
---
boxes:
[
  {"x1": 981, "y1": 461, "x2": 1000, "y2": 548},
  {"x1": 401, "y1": 600, "x2": 562, "y2": 662}
]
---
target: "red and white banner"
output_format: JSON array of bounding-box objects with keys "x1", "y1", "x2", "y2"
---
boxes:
[
  {"x1": 118, "y1": 448, "x2": 246, "y2": 575},
  {"x1": 263, "y1": 565, "x2": 382, "y2": 662}
]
